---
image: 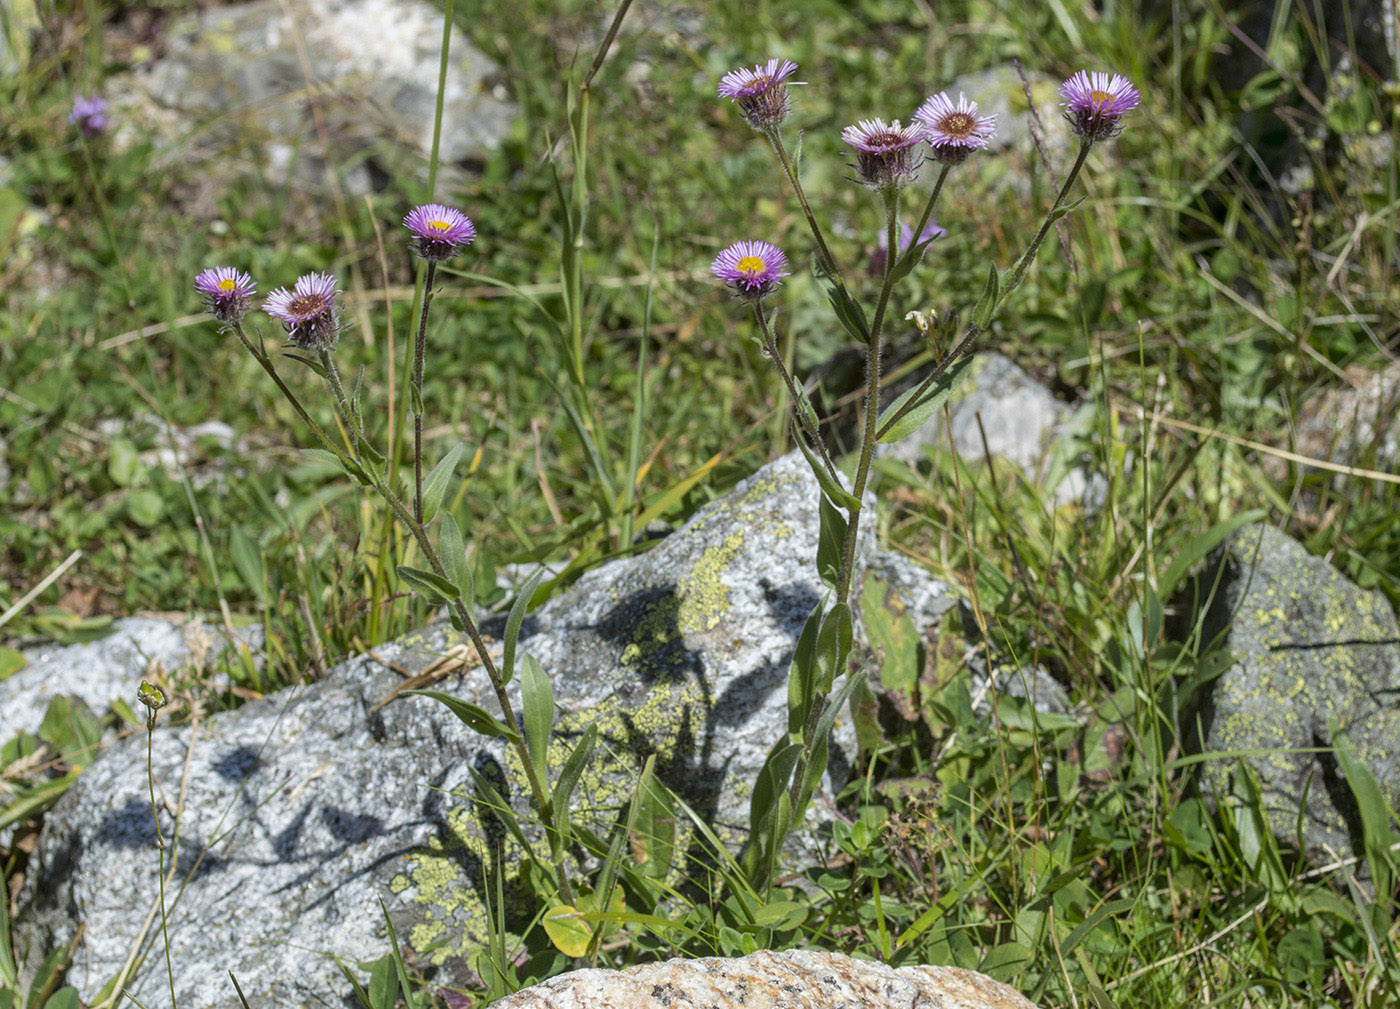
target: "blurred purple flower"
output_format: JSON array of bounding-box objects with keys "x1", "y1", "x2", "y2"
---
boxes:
[
  {"x1": 403, "y1": 203, "x2": 476, "y2": 261},
  {"x1": 841, "y1": 118, "x2": 924, "y2": 191},
  {"x1": 194, "y1": 266, "x2": 256, "y2": 323},
  {"x1": 68, "y1": 94, "x2": 108, "y2": 138},
  {"x1": 1059, "y1": 71, "x2": 1140, "y2": 141},
  {"x1": 710, "y1": 239, "x2": 789, "y2": 300},
  {"x1": 913, "y1": 92, "x2": 997, "y2": 165},
  {"x1": 263, "y1": 272, "x2": 341, "y2": 349},
  {"x1": 717, "y1": 57, "x2": 798, "y2": 131}
]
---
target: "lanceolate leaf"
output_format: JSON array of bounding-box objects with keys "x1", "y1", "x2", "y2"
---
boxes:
[
  {"x1": 396, "y1": 564, "x2": 458, "y2": 605},
  {"x1": 875, "y1": 353, "x2": 977, "y2": 444},
  {"x1": 406, "y1": 690, "x2": 520, "y2": 742},
  {"x1": 420, "y1": 443, "x2": 464, "y2": 522},
  {"x1": 503, "y1": 568, "x2": 546, "y2": 686}
]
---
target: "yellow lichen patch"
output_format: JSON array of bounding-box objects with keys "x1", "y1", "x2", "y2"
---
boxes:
[{"x1": 678, "y1": 533, "x2": 745, "y2": 636}]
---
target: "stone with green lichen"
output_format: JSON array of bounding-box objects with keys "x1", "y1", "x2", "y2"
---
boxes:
[
  {"x1": 18, "y1": 451, "x2": 957, "y2": 1009},
  {"x1": 1187, "y1": 523, "x2": 1400, "y2": 862}
]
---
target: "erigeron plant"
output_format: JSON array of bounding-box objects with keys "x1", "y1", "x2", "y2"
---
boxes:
[
  {"x1": 189, "y1": 62, "x2": 1139, "y2": 920},
  {"x1": 712, "y1": 61, "x2": 1138, "y2": 887}
]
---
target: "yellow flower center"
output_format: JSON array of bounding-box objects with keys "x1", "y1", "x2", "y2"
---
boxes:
[
  {"x1": 940, "y1": 112, "x2": 975, "y2": 137},
  {"x1": 428, "y1": 219, "x2": 451, "y2": 232},
  {"x1": 1089, "y1": 89, "x2": 1113, "y2": 106},
  {"x1": 736, "y1": 255, "x2": 767, "y2": 275},
  {"x1": 217, "y1": 278, "x2": 237, "y2": 291}
]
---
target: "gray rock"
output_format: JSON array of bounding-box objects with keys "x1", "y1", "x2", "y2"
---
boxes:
[
  {"x1": 110, "y1": 0, "x2": 516, "y2": 195},
  {"x1": 492, "y1": 949, "x2": 1039, "y2": 1009},
  {"x1": 967, "y1": 652, "x2": 1073, "y2": 718},
  {"x1": 1285, "y1": 360, "x2": 1400, "y2": 474},
  {"x1": 0, "y1": 616, "x2": 262, "y2": 741},
  {"x1": 877, "y1": 352, "x2": 1103, "y2": 506},
  {"x1": 18, "y1": 451, "x2": 876, "y2": 1009},
  {"x1": 1188, "y1": 524, "x2": 1400, "y2": 862}
]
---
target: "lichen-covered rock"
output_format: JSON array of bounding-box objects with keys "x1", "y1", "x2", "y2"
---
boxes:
[
  {"x1": 491, "y1": 949, "x2": 1039, "y2": 1009},
  {"x1": 1277, "y1": 360, "x2": 1400, "y2": 476},
  {"x1": 17, "y1": 452, "x2": 899, "y2": 1009},
  {"x1": 1189, "y1": 524, "x2": 1400, "y2": 860},
  {"x1": 108, "y1": 0, "x2": 516, "y2": 194},
  {"x1": 0, "y1": 616, "x2": 261, "y2": 741}
]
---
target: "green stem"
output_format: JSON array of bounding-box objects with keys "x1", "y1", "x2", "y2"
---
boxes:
[
  {"x1": 753, "y1": 302, "x2": 840, "y2": 485},
  {"x1": 897, "y1": 163, "x2": 952, "y2": 275},
  {"x1": 318, "y1": 347, "x2": 361, "y2": 445},
  {"x1": 875, "y1": 139, "x2": 1095, "y2": 440},
  {"x1": 835, "y1": 189, "x2": 901, "y2": 604},
  {"x1": 230, "y1": 322, "x2": 349, "y2": 465},
  {"x1": 147, "y1": 725, "x2": 178, "y2": 1009},
  {"x1": 411, "y1": 260, "x2": 438, "y2": 524},
  {"x1": 766, "y1": 130, "x2": 864, "y2": 337}
]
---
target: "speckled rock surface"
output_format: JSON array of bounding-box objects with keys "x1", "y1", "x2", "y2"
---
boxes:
[
  {"x1": 17, "y1": 452, "x2": 908, "y2": 1009},
  {"x1": 0, "y1": 616, "x2": 262, "y2": 741},
  {"x1": 492, "y1": 949, "x2": 1039, "y2": 1009},
  {"x1": 109, "y1": 0, "x2": 515, "y2": 194},
  {"x1": 1189, "y1": 524, "x2": 1400, "y2": 860}
]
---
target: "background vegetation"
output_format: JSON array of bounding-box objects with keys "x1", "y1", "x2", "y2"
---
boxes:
[{"x1": 2, "y1": 0, "x2": 1398, "y2": 1004}]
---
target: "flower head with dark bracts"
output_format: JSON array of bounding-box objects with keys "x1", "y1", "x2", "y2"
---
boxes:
[
  {"x1": 841, "y1": 118, "x2": 925, "y2": 191},
  {"x1": 913, "y1": 92, "x2": 997, "y2": 165},
  {"x1": 403, "y1": 203, "x2": 476, "y2": 262},
  {"x1": 68, "y1": 94, "x2": 108, "y2": 138},
  {"x1": 194, "y1": 267, "x2": 256, "y2": 323},
  {"x1": 263, "y1": 272, "x2": 342, "y2": 350},
  {"x1": 717, "y1": 58, "x2": 799, "y2": 132},
  {"x1": 1059, "y1": 71, "x2": 1140, "y2": 142},
  {"x1": 872, "y1": 218, "x2": 947, "y2": 273},
  {"x1": 710, "y1": 240, "x2": 790, "y2": 300}
]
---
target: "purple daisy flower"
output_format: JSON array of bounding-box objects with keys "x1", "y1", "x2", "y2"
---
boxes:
[
  {"x1": 841, "y1": 118, "x2": 925, "y2": 191},
  {"x1": 913, "y1": 92, "x2": 998, "y2": 165},
  {"x1": 263, "y1": 272, "x2": 342, "y2": 350},
  {"x1": 403, "y1": 203, "x2": 476, "y2": 262},
  {"x1": 710, "y1": 240, "x2": 790, "y2": 300},
  {"x1": 193, "y1": 266, "x2": 256, "y2": 323},
  {"x1": 68, "y1": 94, "x2": 108, "y2": 138},
  {"x1": 1059, "y1": 71, "x2": 1140, "y2": 142},
  {"x1": 872, "y1": 218, "x2": 947, "y2": 272},
  {"x1": 717, "y1": 57, "x2": 799, "y2": 131}
]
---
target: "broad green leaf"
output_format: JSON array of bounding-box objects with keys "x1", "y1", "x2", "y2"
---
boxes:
[
  {"x1": 749, "y1": 741, "x2": 802, "y2": 838},
  {"x1": 41, "y1": 987, "x2": 80, "y2": 1009},
  {"x1": 1157, "y1": 511, "x2": 1265, "y2": 601},
  {"x1": 438, "y1": 514, "x2": 473, "y2": 605},
  {"x1": 520, "y1": 654, "x2": 554, "y2": 776},
  {"x1": 502, "y1": 568, "x2": 546, "y2": 685},
  {"x1": 814, "y1": 602, "x2": 853, "y2": 695},
  {"x1": 107, "y1": 438, "x2": 140, "y2": 487},
  {"x1": 551, "y1": 722, "x2": 598, "y2": 840},
  {"x1": 859, "y1": 574, "x2": 920, "y2": 714},
  {"x1": 405, "y1": 690, "x2": 520, "y2": 743},
  {"x1": 420, "y1": 443, "x2": 464, "y2": 522},
  {"x1": 126, "y1": 489, "x2": 164, "y2": 528},
  {"x1": 229, "y1": 525, "x2": 268, "y2": 605},
  {"x1": 542, "y1": 904, "x2": 592, "y2": 958},
  {"x1": 876, "y1": 353, "x2": 976, "y2": 445},
  {"x1": 395, "y1": 564, "x2": 458, "y2": 605},
  {"x1": 0, "y1": 646, "x2": 26, "y2": 682},
  {"x1": 816, "y1": 495, "x2": 848, "y2": 590},
  {"x1": 795, "y1": 436, "x2": 859, "y2": 512},
  {"x1": 367, "y1": 954, "x2": 399, "y2": 1009},
  {"x1": 812, "y1": 257, "x2": 869, "y2": 344},
  {"x1": 1332, "y1": 727, "x2": 1398, "y2": 900},
  {"x1": 971, "y1": 263, "x2": 1000, "y2": 329}
]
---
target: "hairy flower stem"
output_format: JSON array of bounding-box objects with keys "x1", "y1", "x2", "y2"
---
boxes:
[
  {"x1": 233, "y1": 325, "x2": 576, "y2": 904},
  {"x1": 753, "y1": 303, "x2": 839, "y2": 483},
  {"x1": 766, "y1": 130, "x2": 861, "y2": 332},
  {"x1": 901, "y1": 163, "x2": 952, "y2": 272},
  {"x1": 411, "y1": 260, "x2": 438, "y2": 524},
  {"x1": 318, "y1": 349, "x2": 362, "y2": 445},
  {"x1": 835, "y1": 189, "x2": 901, "y2": 604},
  {"x1": 876, "y1": 140, "x2": 1093, "y2": 440},
  {"x1": 146, "y1": 723, "x2": 177, "y2": 1009}
]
